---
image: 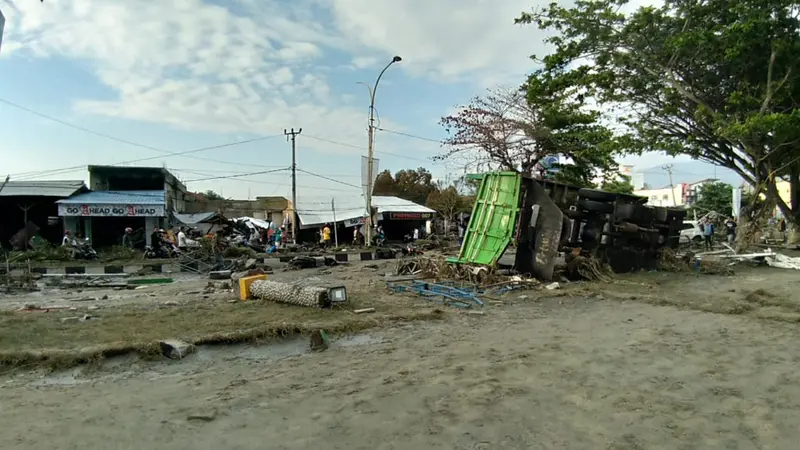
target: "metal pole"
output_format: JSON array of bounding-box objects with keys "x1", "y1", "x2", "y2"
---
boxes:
[
  {"x1": 331, "y1": 198, "x2": 339, "y2": 248},
  {"x1": 365, "y1": 56, "x2": 402, "y2": 247},
  {"x1": 285, "y1": 128, "x2": 302, "y2": 244}
]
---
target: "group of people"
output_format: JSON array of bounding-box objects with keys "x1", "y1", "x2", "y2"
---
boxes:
[{"x1": 699, "y1": 217, "x2": 738, "y2": 250}]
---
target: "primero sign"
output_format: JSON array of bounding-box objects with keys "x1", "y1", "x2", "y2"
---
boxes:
[{"x1": 58, "y1": 204, "x2": 165, "y2": 217}]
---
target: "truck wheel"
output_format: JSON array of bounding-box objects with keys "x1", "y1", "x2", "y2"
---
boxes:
[
  {"x1": 578, "y1": 188, "x2": 618, "y2": 203},
  {"x1": 578, "y1": 198, "x2": 614, "y2": 214}
]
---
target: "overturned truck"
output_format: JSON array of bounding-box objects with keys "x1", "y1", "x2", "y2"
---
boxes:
[{"x1": 451, "y1": 172, "x2": 687, "y2": 281}]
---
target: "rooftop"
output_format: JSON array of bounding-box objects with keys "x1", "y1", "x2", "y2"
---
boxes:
[
  {"x1": 56, "y1": 190, "x2": 166, "y2": 205},
  {"x1": 296, "y1": 195, "x2": 435, "y2": 227},
  {"x1": 0, "y1": 180, "x2": 87, "y2": 198}
]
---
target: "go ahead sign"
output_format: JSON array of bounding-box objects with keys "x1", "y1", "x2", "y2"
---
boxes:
[{"x1": 58, "y1": 204, "x2": 165, "y2": 217}]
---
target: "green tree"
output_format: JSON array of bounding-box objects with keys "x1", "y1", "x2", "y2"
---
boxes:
[
  {"x1": 691, "y1": 182, "x2": 734, "y2": 216},
  {"x1": 438, "y1": 87, "x2": 619, "y2": 187},
  {"x1": 516, "y1": 0, "x2": 800, "y2": 237},
  {"x1": 202, "y1": 190, "x2": 224, "y2": 200},
  {"x1": 600, "y1": 173, "x2": 634, "y2": 194},
  {"x1": 426, "y1": 186, "x2": 463, "y2": 225},
  {"x1": 372, "y1": 168, "x2": 438, "y2": 205}
]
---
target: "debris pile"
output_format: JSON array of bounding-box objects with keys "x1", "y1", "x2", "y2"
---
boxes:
[{"x1": 395, "y1": 256, "x2": 501, "y2": 285}]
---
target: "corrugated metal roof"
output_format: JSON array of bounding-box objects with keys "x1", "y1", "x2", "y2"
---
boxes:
[
  {"x1": 174, "y1": 212, "x2": 219, "y2": 224},
  {"x1": 0, "y1": 180, "x2": 87, "y2": 197},
  {"x1": 57, "y1": 190, "x2": 165, "y2": 205},
  {"x1": 296, "y1": 195, "x2": 435, "y2": 227}
]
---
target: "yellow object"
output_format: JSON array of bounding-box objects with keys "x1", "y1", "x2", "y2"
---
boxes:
[{"x1": 238, "y1": 274, "x2": 267, "y2": 301}]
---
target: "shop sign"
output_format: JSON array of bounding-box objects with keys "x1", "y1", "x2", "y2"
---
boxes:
[
  {"x1": 388, "y1": 212, "x2": 432, "y2": 220},
  {"x1": 58, "y1": 204, "x2": 165, "y2": 217},
  {"x1": 344, "y1": 216, "x2": 366, "y2": 227}
]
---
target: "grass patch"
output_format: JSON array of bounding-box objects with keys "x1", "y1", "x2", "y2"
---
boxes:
[{"x1": 0, "y1": 292, "x2": 443, "y2": 372}]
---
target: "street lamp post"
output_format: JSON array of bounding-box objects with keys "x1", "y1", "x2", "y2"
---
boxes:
[{"x1": 365, "y1": 55, "x2": 402, "y2": 247}]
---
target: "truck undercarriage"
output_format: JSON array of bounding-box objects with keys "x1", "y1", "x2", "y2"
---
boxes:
[{"x1": 452, "y1": 172, "x2": 687, "y2": 281}]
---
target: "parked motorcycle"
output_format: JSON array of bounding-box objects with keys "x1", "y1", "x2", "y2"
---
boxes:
[
  {"x1": 144, "y1": 243, "x2": 180, "y2": 259},
  {"x1": 71, "y1": 238, "x2": 98, "y2": 260}
]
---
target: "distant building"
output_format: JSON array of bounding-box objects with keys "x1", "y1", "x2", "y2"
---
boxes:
[{"x1": 633, "y1": 178, "x2": 718, "y2": 208}]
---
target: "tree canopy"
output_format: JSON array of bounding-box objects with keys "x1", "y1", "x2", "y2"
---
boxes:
[
  {"x1": 517, "y1": 0, "x2": 800, "y2": 227},
  {"x1": 600, "y1": 173, "x2": 634, "y2": 194},
  {"x1": 438, "y1": 87, "x2": 620, "y2": 187},
  {"x1": 202, "y1": 190, "x2": 225, "y2": 200},
  {"x1": 373, "y1": 168, "x2": 438, "y2": 205},
  {"x1": 691, "y1": 182, "x2": 734, "y2": 216}
]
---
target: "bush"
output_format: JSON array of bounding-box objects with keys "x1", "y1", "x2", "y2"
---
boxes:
[
  {"x1": 6, "y1": 245, "x2": 72, "y2": 262},
  {"x1": 99, "y1": 246, "x2": 140, "y2": 262}
]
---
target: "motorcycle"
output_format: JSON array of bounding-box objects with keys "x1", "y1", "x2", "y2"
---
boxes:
[
  {"x1": 144, "y1": 243, "x2": 180, "y2": 259},
  {"x1": 71, "y1": 238, "x2": 98, "y2": 260}
]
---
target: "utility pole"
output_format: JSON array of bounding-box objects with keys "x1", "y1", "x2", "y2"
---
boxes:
[
  {"x1": 331, "y1": 198, "x2": 339, "y2": 248},
  {"x1": 364, "y1": 56, "x2": 402, "y2": 247},
  {"x1": 285, "y1": 128, "x2": 302, "y2": 244},
  {"x1": 662, "y1": 164, "x2": 676, "y2": 206}
]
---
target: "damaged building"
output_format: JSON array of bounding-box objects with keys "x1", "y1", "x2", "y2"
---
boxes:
[
  {"x1": 56, "y1": 166, "x2": 189, "y2": 247},
  {"x1": 0, "y1": 180, "x2": 88, "y2": 250}
]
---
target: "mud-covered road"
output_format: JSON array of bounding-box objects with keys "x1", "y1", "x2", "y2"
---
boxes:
[{"x1": 3, "y1": 266, "x2": 800, "y2": 449}]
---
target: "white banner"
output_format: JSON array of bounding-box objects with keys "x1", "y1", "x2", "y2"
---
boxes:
[
  {"x1": 360, "y1": 155, "x2": 380, "y2": 204},
  {"x1": 58, "y1": 204, "x2": 165, "y2": 217},
  {"x1": 732, "y1": 187, "x2": 742, "y2": 219}
]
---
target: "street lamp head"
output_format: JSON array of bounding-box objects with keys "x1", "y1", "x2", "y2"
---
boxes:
[{"x1": 392, "y1": 55, "x2": 402, "y2": 63}]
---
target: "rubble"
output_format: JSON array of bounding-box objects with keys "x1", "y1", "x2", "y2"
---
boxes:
[{"x1": 160, "y1": 339, "x2": 195, "y2": 359}]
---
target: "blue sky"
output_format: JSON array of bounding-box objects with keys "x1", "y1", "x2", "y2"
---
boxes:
[{"x1": 0, "y1": 0, "x2": 739, "y2": 201}]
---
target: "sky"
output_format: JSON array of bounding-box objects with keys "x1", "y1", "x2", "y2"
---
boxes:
[{"x1": 0, "y1": 0, "x2": 740, "y2": 202}]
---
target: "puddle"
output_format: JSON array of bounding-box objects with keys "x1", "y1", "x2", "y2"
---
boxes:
[{"x1": 16, "y1": 332, "x2": 386, "y2": 387}]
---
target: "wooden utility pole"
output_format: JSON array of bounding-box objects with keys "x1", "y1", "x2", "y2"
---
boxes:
[{"x1": 284, "y1": 128, "x2": 302, "y2": 244}]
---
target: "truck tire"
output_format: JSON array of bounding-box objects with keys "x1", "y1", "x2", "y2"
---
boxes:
[
  {"x1": 578, "y1": 188, "x2": 618, "y2": 203},
  {"x1": 578, "y1": 198, "x2": 614, "y2": 214}
]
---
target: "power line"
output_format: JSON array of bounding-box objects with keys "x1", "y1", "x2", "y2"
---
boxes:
[
  {"x1": 376, "y1": 127, "x2": 443, "y2": 144},
  {"x1": 0, "y1": 96, "x2": 285, "y2": 179},
  {"x1": 295, "y1": 168, "x2": 361, "y2": 189},
  {"x1": 183, "y1": 167, "x2": 289, "y2": 183},
  {"x1": 303, "y1": 134, "x2": 439, "y2": 164}
]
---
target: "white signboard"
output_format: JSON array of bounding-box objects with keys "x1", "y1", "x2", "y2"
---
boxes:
[
  {"x1": 360, "y1": 155, "x2": 380, "y2": 202},
  {"x1": 58, "y1": 204, "x2": 165, "y2": 217},
  {"x1": 0, "y1": 9, "x2": 6, "y2": 54},
  {"x1": 343, "y1": 216, "x2": 366, "y2": 228}
]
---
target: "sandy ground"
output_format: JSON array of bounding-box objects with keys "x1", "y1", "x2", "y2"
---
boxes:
[{"x1": 2, "y1": 265, "x2": 800, "y2": 449}]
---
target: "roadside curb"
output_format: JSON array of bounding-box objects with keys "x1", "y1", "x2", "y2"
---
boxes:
[{"x1": 1, "y1": 251, "x2": 380, "y2": 276}]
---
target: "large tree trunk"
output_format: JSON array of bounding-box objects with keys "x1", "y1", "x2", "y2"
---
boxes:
[{"x1": 736, "y1": 181, "x2": 777, "y2": 252}]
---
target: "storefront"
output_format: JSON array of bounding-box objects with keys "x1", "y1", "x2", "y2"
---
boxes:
[
  {"x1": 57, "y1": 191, "x2": 166, "y2": 247},
  {"x1": 379, "y1": 211, "x2": 434, "y2": 241}
]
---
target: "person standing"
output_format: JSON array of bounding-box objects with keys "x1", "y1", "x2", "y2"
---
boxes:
[
  {"x1": 322, "y1": 224, "x2": 332, "y2": 249},
  {"x1": 274, "y1": 227, "x2": 283, "y2": 248},
  {"x1": 122, "y1": 227, "x2": 134, "y2": 248},
  {"x1": 413, "y1": 227, "x2": 419, "y2": 241},
  {"x1": 353, "y1": 227, "x2": 360, "y2": 245},
  {"x1": 177, "y1": 227, "x2": 188, "y2": 252},
  {"x1": 213, "y1": 231, "x2": 227, "y2": 269},
  {"x1": 62, "y1": 230, "x2": 74, "y2": 247},
  {"x1": 779, "y1": 218, "x2": 787, "y2": 243},
  {"x1": 724, "y1": 218, "x2": 737, "y2": 246},
  {"x1": 703, "y1": 220, "x2": 715, "y2": 251}
]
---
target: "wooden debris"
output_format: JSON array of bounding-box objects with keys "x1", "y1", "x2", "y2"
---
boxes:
[{"x1": 354, "y1": 308, "x2": 376, "y2": 314}]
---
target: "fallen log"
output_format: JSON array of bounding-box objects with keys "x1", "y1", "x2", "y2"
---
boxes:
[{"x1": 249, "y1": 279, "x2": 330, "y2": 308}]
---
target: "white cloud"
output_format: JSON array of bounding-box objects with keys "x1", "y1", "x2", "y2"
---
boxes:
[{"x1": 0, "y1": 0, "x2": 662, "y2": 170}]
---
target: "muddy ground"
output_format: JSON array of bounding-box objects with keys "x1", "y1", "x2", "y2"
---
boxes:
[{"x1": 2, "y1": 264, "x2": 800, "y2": 449}]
